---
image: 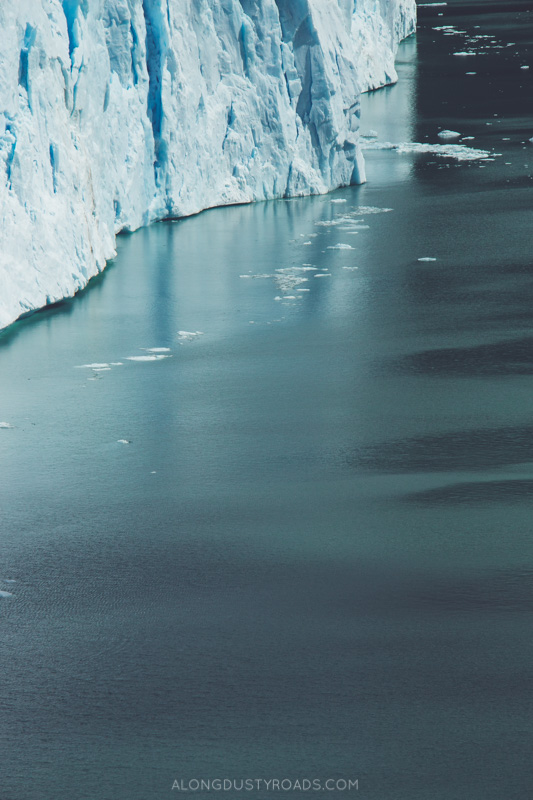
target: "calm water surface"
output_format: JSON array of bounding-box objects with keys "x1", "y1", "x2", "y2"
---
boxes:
[{"x1": 1, "y1": 2, "x2": 533, "y2": 798}]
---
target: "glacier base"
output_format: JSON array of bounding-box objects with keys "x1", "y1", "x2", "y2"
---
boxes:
[{"x1": 0, "y1": 0, "x2": 416, "y2": 330}]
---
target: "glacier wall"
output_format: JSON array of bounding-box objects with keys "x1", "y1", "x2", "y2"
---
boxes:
[{"x1": 0, "y1": 0, "x2": 416, "y2": 330}]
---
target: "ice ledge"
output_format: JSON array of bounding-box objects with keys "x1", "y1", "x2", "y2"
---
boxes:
[{"x1": 0, "y1": 0, "x2": 416, "y2": 330}]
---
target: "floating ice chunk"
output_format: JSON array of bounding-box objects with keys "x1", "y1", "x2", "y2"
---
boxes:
[
  {"x1": 521, "y1": 66, "x2": 530, "y2": 70},
  {"x1": 453, "y1": 52, "x2": 476, "y2": 56},
  {"x1": 75, "y1": 363, "x2": 111, "y2": 369},
  {"x1": 143, "y1": 348, "x2": 171, "y2": 353},
  {"x1": 330, "y1": 199, "x2": 347, "y2": 204},
  {"x1": 125, "y1": 355, "x2": 171, "y2": 362},
  {"x1": 0, "y1": 590, "x2": 13, "y2": 598},
  {"x1": 0, "y1": 422, "x2": 13, "y2": 429},
  {"x1": 438, "y1": 130, "x2": 461, "y2": 140},
  {"x1": 302, "y1": 242, "x2": 312, "y2": 246},
  {"x1": 418, "y1": 257, "x2": 438, "y2": 262},
  {"x1": 110, "y1": 362, "x2": 123, "y2": 366},
  {"x1": 177, "y1": 331, "x2": 204, "y2": 341},
  {"x1": 362, "y1": 140, "x2": 492, "y2": 161},
  {"x1": 465, "y1": 72, "x2": 477, "y2": 75},
  {"x1": 315, "y1": 273, "x2": 332, "y2": 277},
  {"x1": 117, "y1": 439, "x2": 131, "y2": 444},
  {"x1": 529, "y1": 138, "x2": 533, "y2": 144},
  {"x1": 343, "y1": 266, "x2": 359, "y2": 270},
  {"x1": 327, "y1": 243, "x2": 354, "y2": 250},
  {"x1": 315, "y1": 217, "x2": 358, "y2": 227},
  {"x1": 351, "y1": 206, "x2": 393, "y2": 215}
]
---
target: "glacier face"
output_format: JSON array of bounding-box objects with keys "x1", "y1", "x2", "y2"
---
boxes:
[{"x1": 0, "y1": 0, "x2": 416, "y2": 330}]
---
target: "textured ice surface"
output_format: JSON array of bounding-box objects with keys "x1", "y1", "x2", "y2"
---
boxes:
[{"x1": 0, "y1": 0, "x2": 416, "y2": 329}]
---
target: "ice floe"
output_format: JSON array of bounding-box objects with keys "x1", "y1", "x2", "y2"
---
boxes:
[
  {"x1": 75, "y1": 363, "x2": 112, "y2": 369},
  {"x1": 361, "y1": 140, "x2": 493, "y2": 161},
  {"x1": 177, "y1": 331, "x2": 204, "y2": 341},
  {"x1": 143, "y1": 348, "x2": 172, "y2": 353},
  {"x1": 438, "y1": 130, "x2": 462, "y2": 140},
  {"x1": 125, "y1": 355, "x2": 171, "y2": 362}
]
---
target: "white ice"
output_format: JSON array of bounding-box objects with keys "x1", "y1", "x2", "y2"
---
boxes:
[{"x1": 0, "y1": 0, "x2": 416, "y2": 329}]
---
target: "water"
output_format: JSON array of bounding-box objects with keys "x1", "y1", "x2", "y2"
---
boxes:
[{"x1": 1, "y1": 3, "x2": 533, "y2": 798}]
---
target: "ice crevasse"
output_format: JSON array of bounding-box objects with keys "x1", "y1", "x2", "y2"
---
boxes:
[{"x1": 0, "y1": 0, "x2": 416, "y2": 329}]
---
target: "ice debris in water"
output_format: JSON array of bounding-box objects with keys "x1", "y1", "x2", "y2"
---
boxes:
[
  {"x1": 330, "y1": 199, "x2": 347, "y2": 204},
  {"x1": 75, "y1": 363, "x2": 111, "y2": 369},
  {"x1": 327, "y1": 243, "x2": 354, "y2": 250},
  {"x1": 142, "y1": 348, "x2": 172, "y2": 353},
  {"x1": 117, "y1": 439, "x2": 131, "y2": 444},
  {"x1": 0, "y1": 590, "x2": 13, "y2": 598},
  {"x1": 177, "y1": 331, "x2": 204, "y2": 341},
  {"x1": 0, "y1": 422, "x2": 13, "y2": 429},
  {"x1": 418, "y1": 257, "x2": 437, "y2": 262},
  {"x1": 352, "y1": 206, "x2": 393, "y2": 214},
  {"x1": 125, "y1": 355, "x2": 171, "y2": 362},
  {"x1": 361, "y1": 140, "x2": 493, "y2": 161},
  {"x1": 438, "y1": 130, "x2": 461, "y2": 140}
]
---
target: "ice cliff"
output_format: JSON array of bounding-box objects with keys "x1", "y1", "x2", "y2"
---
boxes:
[{"x1": 0, "y1": 0, "x2": 416, "y2": 329}]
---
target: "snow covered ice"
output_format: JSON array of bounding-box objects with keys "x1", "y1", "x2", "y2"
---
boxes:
[{"x1": 0, "y1": 0, "x2": 416, "y2": 329}]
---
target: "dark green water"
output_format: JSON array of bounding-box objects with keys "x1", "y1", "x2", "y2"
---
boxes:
[{"x1": 1, "y1": 3, "x2": 533, "y2": 798}]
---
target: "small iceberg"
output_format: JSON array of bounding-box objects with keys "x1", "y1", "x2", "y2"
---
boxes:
[
  {"x1": 418, "y1": 257, "x2": 438, "y2": 262},
  {"x1": 0, "y1": 590, "x2": 13, "y2": 598},
  {"x1": 177, "y1": 331, "x2": 204, "y2": 341},
  {"x1": 438, "y1": 130, "x2": 461, "y2": 140},
  {"x1": 0, "y1": 422, "x2": 13, "y2": 429},
  {"x1": 327, "y1": 243, "x2": 354, "y2": 250},
  {"x1": 142, "y1": 348, "x2": 172, "y2": 353},
  {"x1": 125, "y1": 354, "x2": 171, "y2": 362},
  {"x1": 117, "y1": 439, "x2": 131, "y2": 445},
  {"x1": 75, "y1": 363, "x2": 111, "y2": 369}
]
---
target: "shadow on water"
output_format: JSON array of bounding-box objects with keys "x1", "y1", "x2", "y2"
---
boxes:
[
  {"x1": 347, "y1": 425, "x2": 533, "y2": 473},
  {"x1": 392, "y1": 336, "x2": 533, "y2": 377},
  {"x1": 404, "y1": 478, "x2": 533, "y2": 505}
]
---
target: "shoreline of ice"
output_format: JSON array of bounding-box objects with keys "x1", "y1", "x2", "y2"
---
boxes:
[{"x1": 0, "y1": 0, "x2": 416, "y2": 331}]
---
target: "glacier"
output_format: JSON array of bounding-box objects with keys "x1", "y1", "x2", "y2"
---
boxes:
[{"x1": 0, "y1": 0, "x2": 416, "y2": 330}]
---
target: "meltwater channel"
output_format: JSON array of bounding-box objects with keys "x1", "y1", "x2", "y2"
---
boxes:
[{"x1": 1, "y1": 2, "x2": 533, "y2": 798}]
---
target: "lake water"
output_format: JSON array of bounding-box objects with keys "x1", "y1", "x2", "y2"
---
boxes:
[{"x1": 1, "y1": 2, "x2": 533, "y2": 798}]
